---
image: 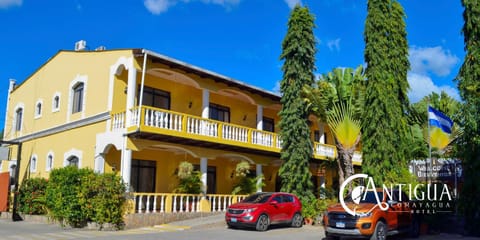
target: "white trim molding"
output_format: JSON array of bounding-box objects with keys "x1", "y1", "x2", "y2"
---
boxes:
[
  {"x1": 34, "y1": 99, "x2": 43, "y2": 119},
  {"x1": 52, "y1": 92, "x2": 61, "y2": 113},
  {"x1": 30, "y1": 154, "x2": 38, "y2": 173},
  {"x1": 13, "y1": 102, "x2": 25, "y2": 135},
  {"x1": 46, "y1": 151, "x2": 54, "y2": 172},
  {"x1": 64, "y1": 149, "x2": 83, "y2": 168},
  {"x1": 67, "y1": 74, "x2": 88, "y2": 122}
]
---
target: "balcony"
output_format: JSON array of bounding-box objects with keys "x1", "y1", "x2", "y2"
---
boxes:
[{"x1": 111, "y1": 106, "x2": 337, "y2": 160}]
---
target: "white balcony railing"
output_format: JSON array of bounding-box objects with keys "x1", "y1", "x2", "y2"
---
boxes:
[{"x1": 112, "y1": 106, "x2": 338, "y2": 159}]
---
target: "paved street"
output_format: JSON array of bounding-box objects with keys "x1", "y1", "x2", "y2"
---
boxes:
[{"x1": 1, "y1": 214, "x2": 479, "y2": 240}]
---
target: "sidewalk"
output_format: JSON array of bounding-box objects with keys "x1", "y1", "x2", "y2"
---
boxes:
[{"x1": 163, "y1": 213, "x2": 225, "y2": 229}]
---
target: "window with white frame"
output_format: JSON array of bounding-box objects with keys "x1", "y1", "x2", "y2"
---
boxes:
[
  {"x1": 72, "y1": 82, "x2": 84, "y2": 113},
  {"x1": 66, "y1": 156, "x2": 79, "y2": 168},
  {"x1": 64, "y1": 149, "x2": 82, "y2": 168},
  {"x1": 46, "y1": 153, "x2": 54, "y2": 171},
  {"x1": 15, "y1": 108, "x2": 23, "y2": 132},
  {"x1": 30, "y1": 155, "x2": 37, "y2": 172},
  {"x1": 35, "y1": 100, "x2": 43, "y2": 118},
  {"x1": 52, "y1": 94, "x2": 60, "y2": 112}
]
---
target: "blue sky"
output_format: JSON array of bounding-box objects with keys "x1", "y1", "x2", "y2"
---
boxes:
[{"x1": 0, "y1": 0, "x2": 464, "y2": 130}]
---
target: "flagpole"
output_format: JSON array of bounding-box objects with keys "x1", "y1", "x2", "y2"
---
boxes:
[{"x1": 427, "y1": 100, "x2": 431, "y2": 184}]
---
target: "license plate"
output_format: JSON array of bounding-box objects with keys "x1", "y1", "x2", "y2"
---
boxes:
[
  {"x1": 231, "y1": 218, "x2": 237, "y2": 223},
  {"x1": 336, "y1": 222, "x2": 345, "y2": 228}
]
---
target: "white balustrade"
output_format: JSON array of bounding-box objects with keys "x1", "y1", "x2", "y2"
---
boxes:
[
  {"x1": 222, "y1": 125, "x2": 248, "y2": 143},
  {"x1": 111, "y1": 112, "x2": 125, "y2": 130},
  {"x1": 315, "y1": 143, "x2": 336, "y2": 158}
]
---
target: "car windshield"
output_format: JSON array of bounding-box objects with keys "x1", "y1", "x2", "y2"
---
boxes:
[
  {"x1": 241, "y1": 193, "x2": 272, "y2": 203},
  {"x1": 347, "y1": 191, "x2": 383, "y2": 204}
]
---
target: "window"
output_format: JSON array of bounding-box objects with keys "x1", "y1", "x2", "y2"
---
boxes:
[
  {"x1": 209, "y1": 103, "x2": 230, "y2": 122},
  {"x1": 263, "y1": 117, "x2": 274, "y2": 132},
  {"x1": 67, "y1": 156, "x2": 79, "y2": 168},
  {"x1": 72, "y1": 83, "x2": 84, "y2": 113},
  {"x1": 140, "y1": 86, "x2": 170, "y2": 109},
  {"x1": 52, "y1": 94, "x2": 60, "y2": 112},
  {"x1": 15, "y1": 108, "x2": 23, "y2": 131},
  {"x1": 131, "y1": 160, "x2": 157, "y2": 193},
  {"x1": 30, "y1": 156, "x2": 37, "y2": 172},
  {"x1": 46, "y1": 153, "x2": 54, "y2": 171},
  {"x1": 35, "y1": 101, "x2": 42, "y2": 118}
]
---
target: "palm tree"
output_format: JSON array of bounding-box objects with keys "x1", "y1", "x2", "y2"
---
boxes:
[{"x1": 304, "y1": 65, "x2": 365, "y2": 186}]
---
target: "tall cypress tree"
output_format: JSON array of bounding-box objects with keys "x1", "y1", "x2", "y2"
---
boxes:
[
  {"x1": 278, "y1": 5, "x2": 316, "y2": 201},
  {"x1": 456, "y1": 0, "x2": 480, "y2": 236},
  {"x1": 362, "y1": 0, "x2": 410, "y2": 184}
]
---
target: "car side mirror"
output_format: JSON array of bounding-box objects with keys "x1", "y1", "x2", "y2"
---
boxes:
[{"x1": 270, "y1": 200, "x2": 279, "y2": 205}]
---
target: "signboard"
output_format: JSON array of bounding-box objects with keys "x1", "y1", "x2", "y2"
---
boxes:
[{"x1": 409, "y1": 158, "x2": 462, "y2": 182}]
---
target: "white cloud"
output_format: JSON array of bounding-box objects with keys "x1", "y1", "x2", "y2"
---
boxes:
[
  {"x1": 409, "y1": 46, "x2": 459, "y2": 77},
  {"x1": 0, "y1": 0, "x2": 22, "y2": 9},
  {"x1": 144, "y1": 0, "x2": 174, "y2": 14},
  {"x1": 327, "y1": 38, "x2": 341, "y2": 52},
  {"x1": 144, "y1": 0, "x2": 240, "y2": 15},
  {"x1": 284, "y1": 0, "x2": 302, "y2": 9},
  {"x1": 407, "y1": 73, "x2": 460, "y2": 103}
]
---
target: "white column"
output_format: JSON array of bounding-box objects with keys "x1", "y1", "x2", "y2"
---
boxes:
[
  {"x1": 256, "y1": 164, "x2": 263, "y2": 192},
  {"x1": 256, "y1": 105, "x2": 263, "y2": 130},
  {"x1": 121, "y1": 145, "x2": 132, "y2": 191},
  {"x1": 202, "y1": 89, "x2": 209, "y2": 118},
  {"x1": 94, "y1": 154, "x2": 105, "y2": 174},
  {"x1": 318, "y1": 122, "x2": 325, "y2": 144},
  {"x1": 200, "y1": 157, "x2": 208, "y2": 195},
  {"x1": 125, "y1": 59, "x2": 137, "y2": 127}
]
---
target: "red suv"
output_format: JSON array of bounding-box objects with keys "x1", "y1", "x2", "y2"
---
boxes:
[{"x1": 225, "y1": 192, "x2": 303, "y2": 231}]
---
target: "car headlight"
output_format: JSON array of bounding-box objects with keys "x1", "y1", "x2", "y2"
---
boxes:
[
  {"x1": 245, "y1": 208, "x2": 257, "y2": 213},
  {"x1": 357, "y1": 211, "x2": 372, "y2": 217}
]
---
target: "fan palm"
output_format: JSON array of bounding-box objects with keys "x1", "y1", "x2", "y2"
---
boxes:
[{"x1": 304, "y1": 65, "x2": 365, "y2": 186}]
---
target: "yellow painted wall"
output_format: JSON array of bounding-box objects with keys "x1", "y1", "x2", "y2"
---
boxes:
[
  {"x1": 4, "y1": 50, "x2": 133, "y2": 139},
  {"x1": 8, "y1": 121, "x2": 106, "y2": 181}
]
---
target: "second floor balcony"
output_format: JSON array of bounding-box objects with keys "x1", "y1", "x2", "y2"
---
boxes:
[{"x1": 111, "y1": 106, "x2": 338, "y2": 160}]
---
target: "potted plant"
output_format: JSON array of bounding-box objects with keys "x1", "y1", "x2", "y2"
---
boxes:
[
  {"x1": 174, "y1": 161, "x2": 202, "y2": 194},
  {"x1": 231, "y1": 161, "x2": 264, "y2": 195},
  {"x1": 301, "y1": 197, "x2": 320, "y2": 225}
]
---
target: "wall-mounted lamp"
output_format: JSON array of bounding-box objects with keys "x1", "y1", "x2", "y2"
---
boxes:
[
  {"x1": 230, "y1": 170, "x2": 235, "y2": 179},
  {"x1": 124, "y1": 87, "x2": 128, "y2": 94},
  {"x1": 243, "y1": 115, "x2": 247, "y2": 121},
  {"x1": 188, "y1": 101, "x2": 193, "y2": 109}
]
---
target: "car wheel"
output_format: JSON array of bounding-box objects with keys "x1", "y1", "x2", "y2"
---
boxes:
[
  {"x1": 255, "y1": 214, "x2": 270, "y2": 231},
  {"x1": 291, "y1": 212, "x2": 303, "y2": 228},
  {"x1": 370, "y1": 221, "x2": 387, "y2": 240},
  {"x1": 409, "y1": 217, "x2": 420, "y2": 238}
]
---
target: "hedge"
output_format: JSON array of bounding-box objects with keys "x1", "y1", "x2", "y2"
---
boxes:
[{"x1": 31, "y1": 166, "x2": 128, "y2": 229}]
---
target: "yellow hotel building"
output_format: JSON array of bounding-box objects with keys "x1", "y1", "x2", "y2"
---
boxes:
[{"x1": 1, "y1": 46, "x2": 361, "y2": 212}]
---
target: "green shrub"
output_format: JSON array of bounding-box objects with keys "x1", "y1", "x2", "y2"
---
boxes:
[
  {"x1": 18, "y1": 177, "x2": 48, "y2": 215},
  {"x1": 90, "y1": 173, "x2": 126, "y2": 227},
  {"x1": 45, "y1": 166, "x2": 126, "y2": 229}
]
